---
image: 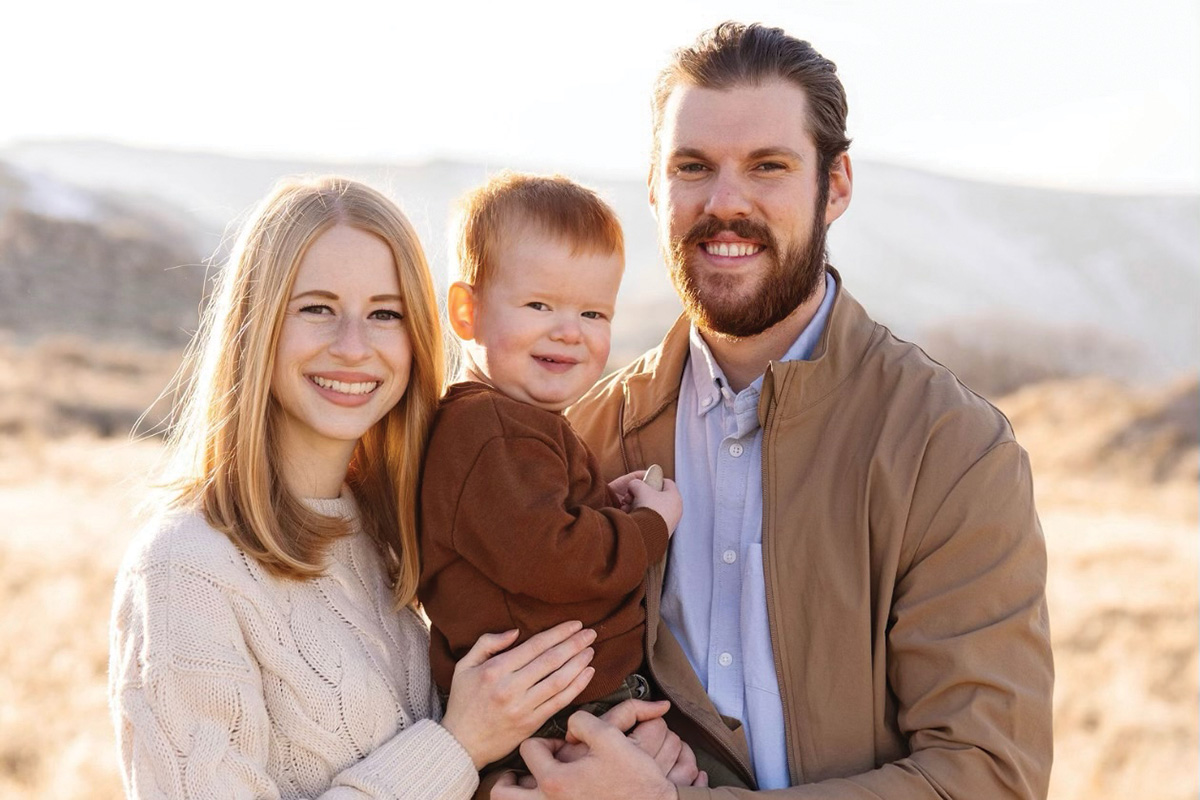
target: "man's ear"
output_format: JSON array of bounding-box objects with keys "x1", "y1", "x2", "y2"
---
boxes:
[
  {"x1": 446, "y1": 281, "x2": 478, "y2": 341},
  {"x1": 824, "y1": 152, "x2": 853, "y2": 226}
]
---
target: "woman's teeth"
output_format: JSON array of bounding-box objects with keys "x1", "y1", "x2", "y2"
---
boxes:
[
  {"x1": 309, "y1": 376, "x2": 379, "y2": 395},
  {"x1": 704, "y1": 242, "x2": 763, "y2": 257}
]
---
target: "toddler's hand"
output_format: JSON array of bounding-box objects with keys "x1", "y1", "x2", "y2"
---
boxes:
[{"x1": 629, "y1": 477, "x2": 683, "y2": 535}]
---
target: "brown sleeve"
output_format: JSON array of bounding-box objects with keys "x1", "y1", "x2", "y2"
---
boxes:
[{"x1": 449, "y1": 434, "x2": 667, "y2": 604}]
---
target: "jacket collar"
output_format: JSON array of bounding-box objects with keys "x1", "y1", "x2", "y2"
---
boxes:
[{"x1": 622, "y1": 268, "x2": 880, "y2": 436}]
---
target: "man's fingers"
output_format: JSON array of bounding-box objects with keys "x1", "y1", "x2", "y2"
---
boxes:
[
  {"x1": 490, "y1": 769, "x2": 536, "y2": 800},
  {"x1": 664, "y1": 738, "x2": 699, "y2": 785},
  {"x1": 598, "y1": 698, "x2": 670, "y2": 733},
  {"x1": 518, "y1": 736, "x2": 562, "y2": 776}
]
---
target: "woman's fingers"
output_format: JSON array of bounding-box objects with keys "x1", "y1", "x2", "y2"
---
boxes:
[
  {"x1": 512, "y1": 626, "x2": 596, "y2": 695},
  {"x1": 455, "y1": 628, "x2": 520, "y2": 670},
  {"x1": 495, "y1": 620, "x2": 592, "y2": 673},
  {"x1": 532, "y1": 659, "x2": 595, "y2": 718}
]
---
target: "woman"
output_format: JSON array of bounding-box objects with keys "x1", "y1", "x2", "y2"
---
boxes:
[{"x1": 108, "y1": 176, "x2": 609, "y2": 798}]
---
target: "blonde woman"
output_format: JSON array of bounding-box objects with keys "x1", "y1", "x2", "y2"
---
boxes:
[{"x1": 108, "y1": 176, "x2": 601, "y2": 799}]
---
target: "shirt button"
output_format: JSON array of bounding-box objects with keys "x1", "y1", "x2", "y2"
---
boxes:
[
  {"x1": 722, "y1": 549, "x2": 737, "y2": 564},
  {"x1": 729, "y1": 442, "x2": 744, "y2": 458},
  {"x1": 718, "y1": 652, "x2": 733, "y2": 667}
]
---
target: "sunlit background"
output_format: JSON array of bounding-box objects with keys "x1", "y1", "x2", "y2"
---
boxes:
[
  {"x1": 0, "y1": 2, "x2": 1197, "y2": 799},
  {"x1": 5, "y1": 0, "x2": 1198, "y2": 193}
]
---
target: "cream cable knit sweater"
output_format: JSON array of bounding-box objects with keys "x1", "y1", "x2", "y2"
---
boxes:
[{"x1": 109, "y1": 493, "x2": 479, "y2": 800}]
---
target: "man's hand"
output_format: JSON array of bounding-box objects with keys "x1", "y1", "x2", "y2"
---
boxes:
[{"x1": 492, "y1": 709, "x2": 678, "y2": 800}]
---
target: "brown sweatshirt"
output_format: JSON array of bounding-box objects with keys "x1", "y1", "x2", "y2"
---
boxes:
[{"x1": 418, "y1": 381, "x2": 669, "y2": 702}]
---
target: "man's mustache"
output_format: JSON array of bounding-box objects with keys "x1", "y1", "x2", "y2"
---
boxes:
[{"x1": 680, "y1": 216, "x2": 777, "y2": 249}]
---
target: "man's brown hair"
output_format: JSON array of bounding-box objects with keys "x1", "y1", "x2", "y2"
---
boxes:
[
  {"x1": 651, "y1": 21, "x2": 852, "y2": 190},
  {"x1": 452, "y1": 171, "x2": 624, "y2": 288}
]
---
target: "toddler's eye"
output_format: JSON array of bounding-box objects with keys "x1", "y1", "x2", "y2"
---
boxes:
[
  {"x1": 527, "y1": 302, "x2": 548, "y2": 311},
  {"x1": 581, "y1": 311, "x2": 607, "y2": 320}
]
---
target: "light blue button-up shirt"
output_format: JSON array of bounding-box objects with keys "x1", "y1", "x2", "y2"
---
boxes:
[{"x1": 662, "y1": 272, "x2": 837, "y2": 789}]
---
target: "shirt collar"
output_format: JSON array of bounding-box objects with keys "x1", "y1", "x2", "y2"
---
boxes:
[{"x1": 685, "y1": 271, "x2": 839, "y2": 418}]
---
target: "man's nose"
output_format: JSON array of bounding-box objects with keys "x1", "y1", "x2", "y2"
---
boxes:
[{"x1": 703, "y1": 171, "x2": 753, "y2": 219}]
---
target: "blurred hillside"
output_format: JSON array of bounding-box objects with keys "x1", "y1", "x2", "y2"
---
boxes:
[
  {"x1": 0, "y1": 140, "x2": 1196, "y2": 799},
  {"x1": 3, "y1": 140, "x2": 1198, "y2": 391},
  {"x1": 0, "y1": 334, "x2": 1195, "y2": 800}
]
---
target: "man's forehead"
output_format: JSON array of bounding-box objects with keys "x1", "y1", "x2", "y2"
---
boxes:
[{"x1": 660, "y1": 79, "x2": 814, "y2": 151}]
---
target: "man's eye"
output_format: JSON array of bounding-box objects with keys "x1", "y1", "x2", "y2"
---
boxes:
[
  {"x1": 370, "y1": 309, "x2": 404, "y2": 321},
  {"x1": 299, "y1": 304, "x2": 333, "y2": 315},
  {"x1": 755, "y1": 162, "x2": 787, "y2": 172},
  {"x1": 676, "y1": 163, "x2": 709, "y2": 174}
]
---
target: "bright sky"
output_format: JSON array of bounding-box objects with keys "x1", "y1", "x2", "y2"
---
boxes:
[{"x1": 8, "y1": 0, "x2": 1198, "y2": 193}]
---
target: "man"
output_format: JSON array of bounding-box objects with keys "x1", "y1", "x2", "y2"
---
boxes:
[{"x1": 498, "y1": 21, "x2": 1053, "y2": 799}]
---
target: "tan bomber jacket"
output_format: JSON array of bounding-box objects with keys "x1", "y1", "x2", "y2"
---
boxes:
[{"x1": 566, "y1": 276, "x2": 1054, "y2": 799}]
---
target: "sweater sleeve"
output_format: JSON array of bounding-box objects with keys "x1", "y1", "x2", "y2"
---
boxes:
[
  {"x1": 109, "y1": 545, "x2": 479, "y2": 800},
  {"x1": 448, "y1": 434, "x2": 668, "y2": 604}
]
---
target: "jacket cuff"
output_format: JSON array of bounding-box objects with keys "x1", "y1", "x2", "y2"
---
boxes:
[{"x1": 630, "y1": 506, "x2": 670, "y2": 563}]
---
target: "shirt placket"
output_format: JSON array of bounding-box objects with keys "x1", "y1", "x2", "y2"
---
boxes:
[{"x1": 705, "y1": 387, "x2": 757, "y2": 714}]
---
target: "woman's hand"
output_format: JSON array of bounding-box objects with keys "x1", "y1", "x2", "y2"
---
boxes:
[{"x1": 441, "y1": 621, "x2": 596, "y2": 768}]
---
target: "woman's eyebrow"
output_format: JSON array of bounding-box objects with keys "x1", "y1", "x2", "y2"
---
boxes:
[{"x1": 288, "y1": 290, "x2": 402, "y2": 302}]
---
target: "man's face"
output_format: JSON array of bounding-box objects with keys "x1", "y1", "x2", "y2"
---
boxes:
[{"x1": 651, "y1": 79, "x2": 847, "y2": 338}]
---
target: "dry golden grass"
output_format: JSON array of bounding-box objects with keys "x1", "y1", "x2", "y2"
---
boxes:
[{"x1": 0, "y1": 337, "x2": 1195, "y2": 799}]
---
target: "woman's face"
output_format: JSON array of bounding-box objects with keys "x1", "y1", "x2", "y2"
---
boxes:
[{"x1": 271, "y1": 224, "x2": 412, "y2": 466}]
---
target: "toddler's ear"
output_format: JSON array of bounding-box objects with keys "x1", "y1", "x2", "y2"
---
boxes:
[{"x1": 446, "y1": 281, "x2": 478, "y2": 341}]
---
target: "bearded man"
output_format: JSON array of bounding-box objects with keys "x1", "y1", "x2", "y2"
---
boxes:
[{"x1": 495, "y1": 21, "x2": 1053, "y2": 800}]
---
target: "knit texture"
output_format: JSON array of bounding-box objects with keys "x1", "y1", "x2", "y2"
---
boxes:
[{"x1": 109, "y1": 492, "x2": 479, "y2": 800}]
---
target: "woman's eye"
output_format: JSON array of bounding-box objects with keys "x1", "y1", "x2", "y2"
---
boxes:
[
  {"x1": 299, "y1": 304, "x2": 333, "y2": 315},
  {"x1": 370, "y1": 309, "x2": 404, "y2": 321}
]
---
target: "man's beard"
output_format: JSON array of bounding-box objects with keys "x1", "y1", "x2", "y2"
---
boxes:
[{"x1": 665, "y1": 202, "x2": 828, "y2": 339}]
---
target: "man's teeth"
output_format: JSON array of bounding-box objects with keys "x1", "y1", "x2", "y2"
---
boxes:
[
  {"x1": 310, "y1": 376, "x2": 379, "y2": 395},
  {"x1": 704, "y1": 242, "x2": 763, "y2": 257}
]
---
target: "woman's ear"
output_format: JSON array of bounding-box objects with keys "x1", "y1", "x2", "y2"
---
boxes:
[{"x1": 446, "y1": 281, "x2": 478, "y2": 341}]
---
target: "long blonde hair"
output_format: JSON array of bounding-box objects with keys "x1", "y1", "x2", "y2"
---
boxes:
[{"x1": 163, "y1": 176, "x2": 444, "y2": 606}]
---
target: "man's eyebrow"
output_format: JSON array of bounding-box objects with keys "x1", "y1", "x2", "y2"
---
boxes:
[
  {"x1": 748, "y1": 147, "x2": 804, "y2": 161},
  {"x1": 667, "y1": 147, "x2": 710, "y2": 161}
]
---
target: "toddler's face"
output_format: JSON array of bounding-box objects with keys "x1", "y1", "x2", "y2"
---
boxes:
[{"x1": 460, "y1": 233, "x2": 622, "y2": 412}]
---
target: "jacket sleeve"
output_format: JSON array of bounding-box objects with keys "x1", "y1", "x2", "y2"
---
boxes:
[
  {"x1": 678, "y1": 441, "x2": 1054, "y2": 800},
  {"x1": 109, "y1": 556, "x2": 480, "y2": 800},
  {"x1": 448, "y1": 434, "x2": 669, "y2": 604}
]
